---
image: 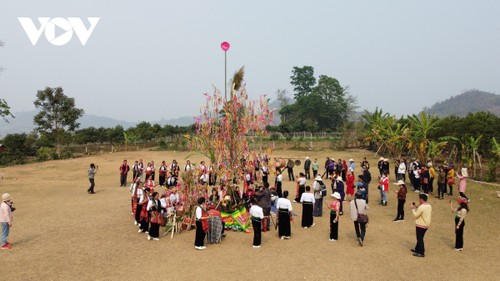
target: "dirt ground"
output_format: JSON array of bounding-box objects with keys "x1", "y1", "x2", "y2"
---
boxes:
[{"x1": 0, "y1": 149, "x2": 498, "y2": 281}]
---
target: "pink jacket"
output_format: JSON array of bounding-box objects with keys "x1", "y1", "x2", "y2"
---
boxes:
[
  {"x1": 0, "y1": 202, "x2": 13, "y2": 223},
  {"x1": 457, "y1": 175, "x2": 467, "y2": 193}
]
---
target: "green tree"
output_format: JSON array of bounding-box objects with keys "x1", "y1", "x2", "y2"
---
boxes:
[
  {"x1": 33, "y1": 87, "x2": 84, "y2": 157},
  {"x1": 0, "y1": 133, "x2": 36, "y2": 165},
  {"x1": 290, "y1": 66, "x2": 316, "y2": 99},
  {"x1": 0, "y1": 98, "x2": 14, "y2": 122}
]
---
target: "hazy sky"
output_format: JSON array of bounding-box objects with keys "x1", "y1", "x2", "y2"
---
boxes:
[{"x1": 1, "y1": 0, "x2": 499, "y2": 122}]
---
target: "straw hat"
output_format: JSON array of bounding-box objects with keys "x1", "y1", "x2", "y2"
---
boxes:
[
  {"x1": 315, "y1": 175, "x2": 322, "y2": 181},
  {"x1": 331, "y1": 192, "x2": 341, "y2": 199},
  {"x1": 394, "y1": 180, "x2": 405, "y2": 186},
  {"x1": 2, "y1": 193, "x2": 11, "y2": 201},
  {"x1": 349, "y1": 159, "x2": 354, "y2": 162}
]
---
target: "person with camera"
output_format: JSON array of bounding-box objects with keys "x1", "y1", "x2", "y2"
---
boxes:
[
  {"x1": 411, "y1": 193, "x2": 432, "y2": 257},
  {"x1": 1, "y1": 193, "x2": 14, "y2": 250},
  {"x1": 87, "y1": 163, "x2": 98, "y2": 194}
]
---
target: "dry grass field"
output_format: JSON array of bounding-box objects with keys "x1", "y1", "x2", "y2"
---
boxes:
[{"x1": 0, "y1": 149, "x2": 498, "y2": 281}]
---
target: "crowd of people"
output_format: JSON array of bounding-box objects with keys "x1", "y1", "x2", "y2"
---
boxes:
[{"x1": 111, "y1": 155, "x2": 471, "y2": 256}]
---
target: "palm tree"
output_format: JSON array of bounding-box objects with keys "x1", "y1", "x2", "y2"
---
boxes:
[{"x1": 407, "y1": 112, "x2": 440, "y2": 162}]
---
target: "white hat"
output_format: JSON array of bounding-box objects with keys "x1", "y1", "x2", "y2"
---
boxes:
[
  {"x1": 331, "y1": 192, "x2": 341, "y2": 199},
  {"x1": 394, "y1": 180, "x2": 405, "y2": 185},
  {"x1": 2, "y1": 193, "x2": 11, "y2": 201},
  {"x1": 315, "y1": 175, "x2": 322, "y2": 181},
  {"x1": 379, "y1": 157, "x2": 384, "y2": 161},
  {"x1": 306, "y1": 156, "x2": 310, "y2": 160},
  {"x1": 349, "y1": 159, "x2": 354, "y2": 162}
]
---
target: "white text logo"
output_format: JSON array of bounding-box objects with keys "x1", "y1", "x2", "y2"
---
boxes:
[{"x1": 18, "y1": 17, "x2": 100, "y2": 46}]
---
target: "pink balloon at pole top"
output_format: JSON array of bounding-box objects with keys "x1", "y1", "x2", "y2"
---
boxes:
[{"x1": 221, "y1": 41, "x2": 230, "y2": 51}]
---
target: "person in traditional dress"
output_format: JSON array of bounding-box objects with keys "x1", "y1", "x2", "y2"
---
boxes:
[
  {"x1": 158, "y1": 161, "x2": 168, "y2": 186},
  {"x1": 276, "y1": 190, "x2": 292, "y2": 239},
  {"x1": 300, "y1": 186, "x2": 315, "y2": 229},
  {"x1": 119, "y1": 160, "x2": 130, "y2": 187},
  {"x1": 194, "y1": 197, "x2": 210, "y2": 250},
  {"x1": 147, "y1": 192, "x2": 166, "y2": 241},
  {"x1": 143, "y1": 174, "x2": 156, "y2": 193},
  {"x1": 138, "y1": 188, "x2": 151, "y2": 234},
  {"x1": 275, "y1": 169, "x2": 283, "y2": 198},
  {"x1": 327, "y1": 192, "x2": 341, "y2": 241},
  {"x1": 249, "y1": 199, "x2": 264, "y2": 248},
  {"x1": 130, "y1": 177, "x2": 142, "y2": 223},
  {"x1": 294, "y1": 172, "x2": 307, "y2": 203}
]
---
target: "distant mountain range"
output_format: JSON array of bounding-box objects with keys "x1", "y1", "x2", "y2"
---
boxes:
[
  {"x1": 423, "y1": 90, "x2": 500, "y2": 117},
  {"x1": 0, "y1": 111, "x2": 196, "y2": 138}
]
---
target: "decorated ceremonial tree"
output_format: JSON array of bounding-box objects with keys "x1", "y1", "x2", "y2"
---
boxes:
[{"x1": 186, "y1": 67, "x2": 274, "y2": 184}]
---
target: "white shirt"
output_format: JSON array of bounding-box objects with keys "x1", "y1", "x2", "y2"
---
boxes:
[
  {"x1": 276, "y1": 174, "x2": 282, "y2": 182},
  {"x1": 169, "y1": 193, "x2": 180, "y2": 205},
  {"x1": 147, "y1": 199, "x2": 167, "y2": 211},
  {"x1": 195, "y1": 206, "x2": 202, "y2": 220},
  {"x1": 398, "y1": 163, "x2": 406, "y2": 174},
  {"x1": 298, "y1": 177, "x2": 307, "y2": 186},
  {"x1": 276, "y1": 198, "x2": 292, "y2": 211},
  {"x1": 249, "y1": 205, "x2": 264, "y2": 218},
  {"x1": 300, "y1": 192, "x2": 315, "y2": 203}
]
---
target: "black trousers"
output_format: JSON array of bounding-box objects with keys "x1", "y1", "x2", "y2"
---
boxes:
[
  {"x1": 415, "y1": 227, "x2": 428, "y2": 255},
  {"x1": 305, "y1": 169, "x2": 311, "y2": 180},
  {"x1": 396, "y1": 199, "x2": 405, "y2": 220},
  {"x1": 313, "y1": 170, "x2": 318, "y2": 178},
  {"x1": 330, "y1": 212, "x2": 338, "y2": 240},
  {"x1": 438, "y1": 183, "x2": 446, "y2": 198},
  {"x1": 159, "y1": 175, "x2": 166, "y2": 186},
  {"x1": 354, "y1": 221, "x2": 366, "y2": 241},
  {"x1": 88, "y1": 178, "x2": 95, "y2": 193},
  {"x1": 195, "y1": 220, "x2": 205, "y2": 247},
  {"x1": 120, "y1": 174, "x2": 127, "y2": 186},
  {"x1": 287, "y1": 169, "x2": 294, "y2": 181},
  {"x1": 252, "y1": 218, "x2": 262, "y2": 246},
  {"x1": 276, "y1": 182, "x2": 283, "y2": 198},
  {"x1": 455, "y1": 217, "x2": 465, "y2": 249}
]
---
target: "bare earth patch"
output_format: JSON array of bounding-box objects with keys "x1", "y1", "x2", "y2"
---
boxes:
[{"x1": 0, "y1": 150, "x2": 498, "y2": 281}]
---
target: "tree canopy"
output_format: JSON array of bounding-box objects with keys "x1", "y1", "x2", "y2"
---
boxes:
[
  {"x1": 33, "y1": 87, "x2": 84, "y2": 157},
  {"x1": 280, "y1": 66, "x2": 357, "y2": 132}
]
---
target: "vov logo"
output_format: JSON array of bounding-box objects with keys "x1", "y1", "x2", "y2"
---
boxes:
[{"x1": 18, "y1": 17, "x2": 100, "y2": 46}]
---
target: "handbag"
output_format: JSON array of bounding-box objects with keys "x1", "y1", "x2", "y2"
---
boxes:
[
  {"x1": 354, "y1": 199, "x2": 369, "y2": 224},
  {"x1": 447, "y1": 177, "x2": 455, "y2": 185}
]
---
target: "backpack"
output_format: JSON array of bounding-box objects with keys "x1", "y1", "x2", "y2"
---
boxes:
[{"x1": 320, "y1": 184, "x2": 327, "y2": 197}]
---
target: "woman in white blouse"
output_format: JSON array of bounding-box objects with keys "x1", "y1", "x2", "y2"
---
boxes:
[
  {"x1": 276, "y1": 190, "x2": 293, "y2": 239},
  {"x1": 300, "y1": 186, "x2": 315, "y2": 229}
]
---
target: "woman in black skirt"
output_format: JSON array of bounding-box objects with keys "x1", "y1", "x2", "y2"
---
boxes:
[
  {"x1": 276, "y1": 190, "x2": 293, "y2": 239},
  {"x1": 194, "y1": 197, "x2": 210, "y2": 250},
  {"x1": 300, "y1": 186, "x2": 315, "y2": 228}
]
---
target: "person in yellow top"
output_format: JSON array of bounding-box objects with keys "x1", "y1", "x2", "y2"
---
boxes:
[
  {"x1": 446, "y1": 164, "x2": 456, "y2": 196},
  {"x1": 411, "y1": 194, "x2": 432, "y2": 257},
  {"x1": 428, "y1": 164, "x2": 437, "y2": 195}
]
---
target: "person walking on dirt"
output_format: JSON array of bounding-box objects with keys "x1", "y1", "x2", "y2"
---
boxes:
[
  {"x1": 87, "y1": 163, "x2": 98, "y2": 194},
  {"x1": 411, "y1": 194, "x2": 432, "y2": 257}
]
